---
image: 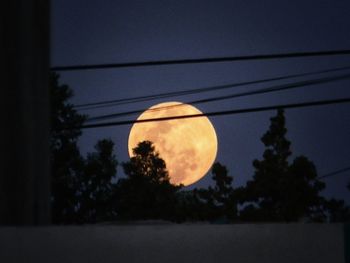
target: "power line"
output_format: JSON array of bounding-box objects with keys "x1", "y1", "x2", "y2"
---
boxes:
[
  {"x1": 75, "y1": 65, "x2": 350, "y2": 110},
  {"x1": 66, "y1": 97, "x2": 350, "y2": 130},
  {"x1": 317, "y1": 166, "x2": 350, "y2": 180},
  {"x1": 51, "y1": 49, "x2": 350, "y2": 72},
  {"x1": 86, "y1": 73, "x2": 350, "y2": 122}
]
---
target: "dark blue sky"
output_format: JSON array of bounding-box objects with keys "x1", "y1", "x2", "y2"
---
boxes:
[{"x1": 52, "y1": 0, "x2": 350, "y2": 201}]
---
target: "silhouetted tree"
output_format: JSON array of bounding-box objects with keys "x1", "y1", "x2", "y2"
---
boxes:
[
  {"x1": 116, "y1": 141, "x2": 181, "y2": 220},
  {"x1": 195, "y1": 162, "x2": 236, "y2": 222},
  {"x1": 77, "y1": 139, "x2": 118, "y2": 223},
  {"x1": 177, "y1": 162, "x2": 237, "y2": 222},
  {"x1": 211, "y1": 162, "x2": 237, "y2": 220},
  {"x1": 51, "y1": 73, "x2": 118, "y2": 224},
  {"x1": 324, "y1": 198, "x2": 350, "y2": 222},
  {"x1": 238, "y1": 109, "x2": 325, "y2": 222},
  {"x1": 191, "y1": 188, "x2": 218, "y2": 221},
  {"x1": 174, "y1": 190, "x2": 208, "y2": 221},
  {"x1": 50, "y1": 72, "x2": 86, "y2": 224},
  {"x1": 286, "y1": 156, "x2": 326, "y2": 221}
]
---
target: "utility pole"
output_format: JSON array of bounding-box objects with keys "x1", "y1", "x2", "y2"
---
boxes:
[{"x1": 0, "y1": 0, "x2": 51, "y2": 224}]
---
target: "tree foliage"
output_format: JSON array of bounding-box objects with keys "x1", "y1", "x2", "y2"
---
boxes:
[
  {"x1": 50, "y1": 72, "x2": 86, "y2": 223},
  {"x1": 211, "y1": 162, "x2": 236, "y2": 220},
  {"x1": 176, "y1": 162, "x2": 236, "y2": 222},
  {"x1": 77, "y1": 139, "x2": 118, "y2": 223},
  {"x1": 50, "y1": 73, "x2": 118, "y2": 224},
  {"x1": 238, "y1": 109, "x2": 326, "y2": 222},
  {"x1": 116, "y1": 141, "x2": 181, "y2": 220}
]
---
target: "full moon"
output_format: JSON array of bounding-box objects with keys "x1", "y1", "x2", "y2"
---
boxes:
[{"x1": 128, "y1": 102, "x2": 218, "y2": 186}]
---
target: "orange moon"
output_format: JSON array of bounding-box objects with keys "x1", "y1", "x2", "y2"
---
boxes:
[{"x1": 128, "y1": 102, "x2": 218, "y2": 186}]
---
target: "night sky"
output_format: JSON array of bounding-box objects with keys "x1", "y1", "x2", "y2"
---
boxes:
[{"x1": 51, "y1": 0, "x2": 350, "y2": 202}]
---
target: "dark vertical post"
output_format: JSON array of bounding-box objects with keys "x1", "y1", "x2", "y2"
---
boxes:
[{"x1": 0, "y1": 0, "x2": 51, "y2": 224}]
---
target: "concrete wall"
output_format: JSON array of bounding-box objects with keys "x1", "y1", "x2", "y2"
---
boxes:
[{"x1": 0, "y1": 224, "x2": 345, "y2": 263}]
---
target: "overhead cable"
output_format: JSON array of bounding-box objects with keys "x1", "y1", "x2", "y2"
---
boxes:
[
  {"x1": 62, "y1": 97, "x2": 350, "y2": 130},
  {"x1": 86, "y1": 73, "x2": 350, "y2": 122},
  {"x1": 75, "y1": 65, "x2": 350, "y2": 110},
  {"x1": 52, "y1": 49, "x2": 350, "y2": 72}
]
